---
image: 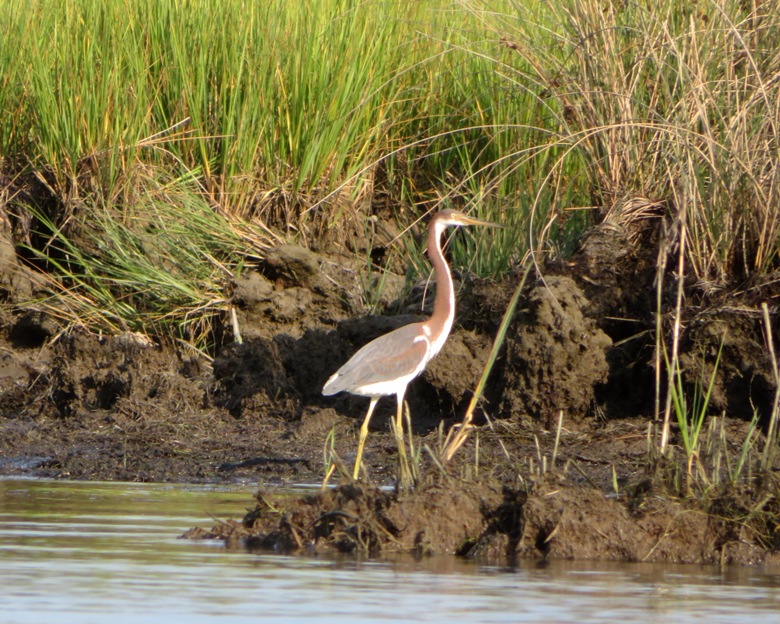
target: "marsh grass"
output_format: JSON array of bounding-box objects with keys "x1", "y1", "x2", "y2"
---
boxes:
[
  {"x1": 711, "y1": 413, "x2": 761, "y2": 485},
  {"x1": 3, "y1": 0, "x2": 538, "y2": 218},
  {"x1": 467, "y1": 0, "x2": 780, "y2": 283},
  {"x1": 2, "y1": 0, "x2": 541, "y2": 345},
  {"x1": 761, "y1": 302, "x2": 780, "y2": 470},
  {"x1": 6, "y1": 0, "x2": 780, "y2": 309},
  {"x1": 660, "y1": 411, "x2": 764, "y2": 496},
  {"x1": 462, "y1": 0, "x2": 780, "y2": 482},
  {"x1": 18, "y1": 170, "x2": 260, "y2": 349},
  {"x1": 321, "y1": 427, "x2": 351, "y2": 491},
  {"x1": 667, "y1": 339, "x2": 724, "y2": 468}
]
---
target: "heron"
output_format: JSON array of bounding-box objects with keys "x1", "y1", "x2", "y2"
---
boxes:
[{"x1": 322, "y1": 209, "x2": 502, "y2": 483}]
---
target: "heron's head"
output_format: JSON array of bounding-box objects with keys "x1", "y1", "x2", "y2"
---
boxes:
[{"x1": 434, "y1": 208, "x2": 503, "y2": 229}]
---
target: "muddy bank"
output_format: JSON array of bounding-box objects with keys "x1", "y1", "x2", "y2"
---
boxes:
[
  {"x1": 1, "y1": 208, "x2": 780, "y2": 566},
  {"x1": 185, "y1": 474, "x2": 780, "y2": 567}
]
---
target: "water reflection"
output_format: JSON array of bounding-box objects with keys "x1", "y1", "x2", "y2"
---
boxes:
[{"x1": 0, "y1": 478, "x2": 778, "y2": 623}]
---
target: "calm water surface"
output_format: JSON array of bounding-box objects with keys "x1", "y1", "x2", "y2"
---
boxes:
[{"x1": 0, "y1": 478, "x2": 779, "y2": 623}]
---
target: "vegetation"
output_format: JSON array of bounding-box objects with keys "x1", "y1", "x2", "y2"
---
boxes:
[
  {"x1": 2, "y1": 0, "x2": 780, "y2": 468},
  {"x1": 463, "y1": 0, "x2": 780, "y2": 471},
  {"x1": 474, "y1": 0, "x2": 780, "y2": 281},
  {"x1": 1, "y1": 0, "x2": 550, "y2": 346}
]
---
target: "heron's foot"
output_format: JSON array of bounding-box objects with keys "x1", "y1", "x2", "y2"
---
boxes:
[{"x1": 397, "y1": 457, "x2": 413, "y2": 490}]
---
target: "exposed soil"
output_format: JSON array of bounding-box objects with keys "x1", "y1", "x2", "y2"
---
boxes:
[{"x1": 1, "y1": 204, "x2": 780, "y2": 567}]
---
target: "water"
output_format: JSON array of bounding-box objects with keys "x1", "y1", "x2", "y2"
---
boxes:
[{"x1": 0, "y1": 478, "x2": 778, "y2": 623}]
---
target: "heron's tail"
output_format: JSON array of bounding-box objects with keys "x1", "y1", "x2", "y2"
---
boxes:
[{"x1": 321, "y1": 372, "x2": 342, "y2": 396}]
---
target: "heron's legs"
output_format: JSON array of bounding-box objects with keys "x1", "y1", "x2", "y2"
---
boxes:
[
  {"x1": 395, "y1": 390, "x2": 412, "y2": 488},
  {"x1": 353, "y1": 397, "x2": 379, "y2": 481}
]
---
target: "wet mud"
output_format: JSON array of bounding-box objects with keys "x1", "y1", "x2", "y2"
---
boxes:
[
  {"x1": 185, "y1": 473, "x2": 780, "y2": 567},
  {"x1": 2, "y1": 209, "x2": 780, "y2": 566}
]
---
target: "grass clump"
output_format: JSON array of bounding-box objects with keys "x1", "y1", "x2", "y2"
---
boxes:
[{"x1": 18, "y1": 170, "x2": 260, "y2": 350}]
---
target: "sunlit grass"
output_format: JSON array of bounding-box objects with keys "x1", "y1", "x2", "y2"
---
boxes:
[
  {"x1": 1, "y1": 0, "x2": 543, "y2": 344},
  {"x1": 1, "y1": 0, "x2": 540, "y2": 219}
]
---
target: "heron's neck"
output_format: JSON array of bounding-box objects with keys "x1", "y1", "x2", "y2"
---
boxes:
[{"x1": 423, "y1": 219, "x2": 455, "y2": 357}]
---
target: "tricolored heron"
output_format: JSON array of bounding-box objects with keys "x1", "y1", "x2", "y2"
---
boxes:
[{"x1": 322, "y1": 209, "x2": 502, "y2": 482}]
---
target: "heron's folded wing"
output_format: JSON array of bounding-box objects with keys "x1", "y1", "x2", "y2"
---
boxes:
[{"x1": 325, "y1": 324, "x2": 429, "y2": 393}]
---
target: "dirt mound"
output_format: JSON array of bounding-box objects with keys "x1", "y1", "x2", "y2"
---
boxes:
[
  {"x1": 498, "y1": 276, "x2": 612, "y2": 427},
  {"x1": 677, "y1": 310, "x2": 776, "y2": 430},
  {"x1": 186, "y1": 474, "x2": 780, "y2": 566},
  {"x1": 548, "y1": 216, "x2": 780, "y2": 431}
]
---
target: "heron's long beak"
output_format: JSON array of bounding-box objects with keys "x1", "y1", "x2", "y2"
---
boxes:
[{"x1": 459, "y1": 214, "x2": 505, "y2": 228}]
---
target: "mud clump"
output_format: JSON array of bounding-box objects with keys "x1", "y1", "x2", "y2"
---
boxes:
[
  {"x1": 211, "y1": 339, "x2": 297, "y2": 418},
  {"x1": 186, "y1": 481, "x2": 504, "y2": 557},
  {"x1": 423, "y1": 330, "x2": 492, "y2": 417},
  {"x1": 677, "y1": 311, "x2": 777, "y2": 430},
  {"x1": 499, "y1": 276, "x2": 612, "y2": 426},
  {"x1": 187, "y1": 474, "x2": 780, "y2": 567}
]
